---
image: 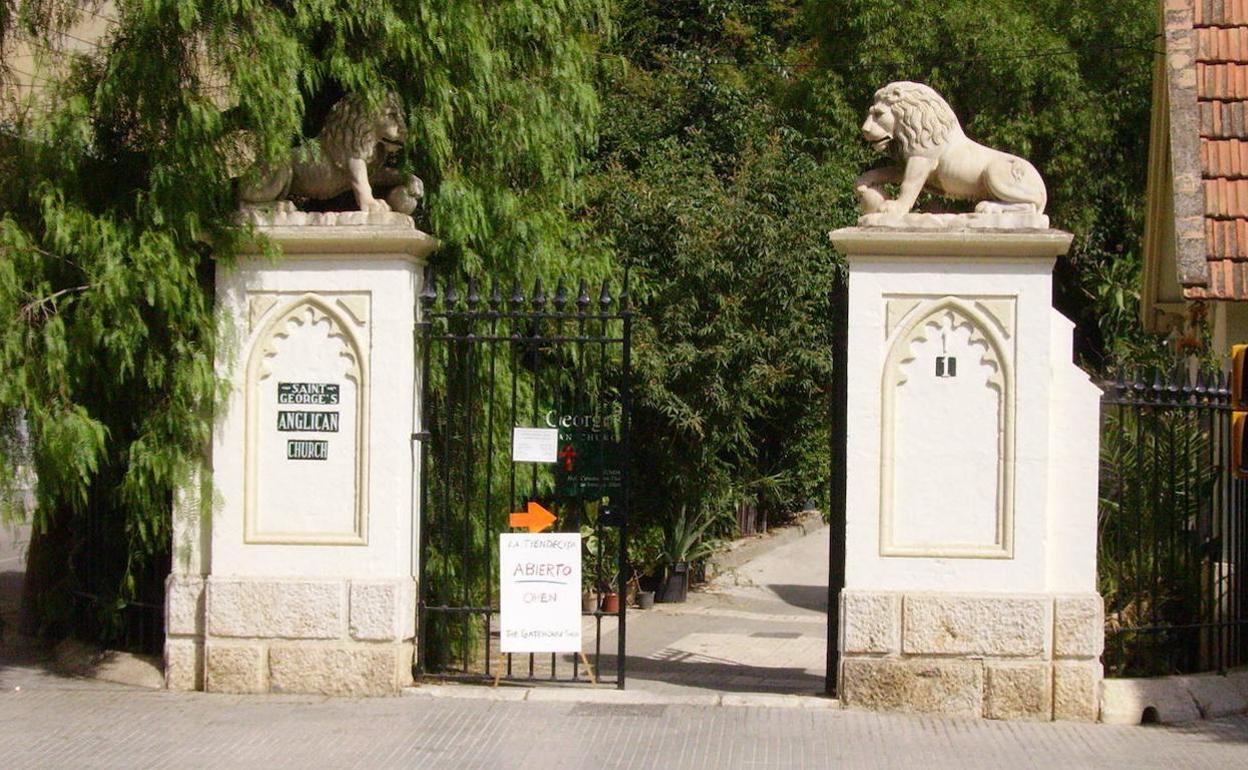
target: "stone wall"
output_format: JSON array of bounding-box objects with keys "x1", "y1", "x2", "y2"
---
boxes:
[
  {"x1": 165, "y1": 575, "x2": 416, "y2": 695},
  {"x1": 840, "y1": 590, "x2": 1103, "y2": 720}
]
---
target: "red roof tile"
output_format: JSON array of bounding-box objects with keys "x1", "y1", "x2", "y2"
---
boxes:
[
  {"x1": 1196, "y1": 62, "x2": 1248, "y2": 99},
  {"x1": 1198, "y1": 25, "x2": 1248, "y2": 59},
  {"x1": 1185, "y1": 259, "x2": 1248, "y2": 299},
  {"x1": 1186, "y1": 2, "x2": 1248, "y2": 298},
  {"x1": 1195, "y1": 0, "x2": 1248, "y2": 27},
  {"x1": 1206, "y1": 218, "x2": 1248, "y2": 257}
]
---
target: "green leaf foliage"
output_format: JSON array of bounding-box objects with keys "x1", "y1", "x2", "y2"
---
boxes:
[
  {"x1": 589, "y1": 0, "x2": 1162, "y2": 547},
  {"x1": 1, "y1": 0, "x2": 1168, "y2": 643},
  {"x1": 589, "y1": 1, "x2": 856, "y2": 540},
  {"x1": 0, "y1": 0, "x2": 606, "y2": 647}
]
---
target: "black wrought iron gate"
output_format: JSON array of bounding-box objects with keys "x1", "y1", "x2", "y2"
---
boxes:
[{"x1": 415, "y1": 273, "x2": 631, "y2": 687}]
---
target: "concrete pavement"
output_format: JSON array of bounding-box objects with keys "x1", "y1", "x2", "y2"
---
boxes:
[
  {"x1": 594, "y1": 520, "x2": 830, "y2": 696},
  {"x1": 1, "y1": 664, "x2": 1247, "y2": 769},
  {"x1": 1, "y1": 519, "x2": 1248, "y2": 767}
]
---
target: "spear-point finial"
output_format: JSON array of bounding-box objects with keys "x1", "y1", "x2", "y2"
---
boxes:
[
  {"x1": 419, "y1": 267, "x2": 437, "y2": 308},
  {"x1": 489, "y1": 280, "x2": 503, "y2": 312},
  {"x1": 532, "y1": 277, "x2": 547, "y2": 311},
  {"x1": 554, "y1": 278, "x2": 568, "y2": 312},
  {"x1": 577, "y1": 279, "x2": 591, "y2": 314}
]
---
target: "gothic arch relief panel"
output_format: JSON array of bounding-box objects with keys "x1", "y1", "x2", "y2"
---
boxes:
[
  {"x1": 243, "y1": 292, "x2": 371, "y2": 544},
  {"x1": 880, "y1": 295, "x2": 1015, "y2": 558}
]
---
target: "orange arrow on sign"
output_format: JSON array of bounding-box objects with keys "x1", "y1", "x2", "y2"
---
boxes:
[{"x1": 509, "y1": 501, "x2": 556, "y2": 533}]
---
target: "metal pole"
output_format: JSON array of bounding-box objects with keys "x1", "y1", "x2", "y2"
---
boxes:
[
  {"x1": 826, "y1": 274, "x2": 848, "y2": 697},
  {"x1": 619, "y1": 288, "x2": 632, "y2": 690}
]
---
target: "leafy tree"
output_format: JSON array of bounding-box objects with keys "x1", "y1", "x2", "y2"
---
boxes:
[
  {"x1": 0, "y1": 0, "x2": 606, "y2": 647},
  {"x1": 589, "y1": 0, "x2": 1162, "y2": 546},
  {"x1": 1, "y1": 0, "x2": 1169, "y2": 644},
  {"x1": 589, "y1": 1, "x2": 854, "y2": 538}
]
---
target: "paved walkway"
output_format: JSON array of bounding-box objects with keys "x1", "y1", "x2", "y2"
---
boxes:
[
  {"x1": 601, "y1": 521, "x2": 829, "y2": 695},
  {"x1": 1, "y1": 521, "x2": 1248, "y2": 767},
  {"x1": 1, "y1": 665, "x2": 1247, "y2": 769}
]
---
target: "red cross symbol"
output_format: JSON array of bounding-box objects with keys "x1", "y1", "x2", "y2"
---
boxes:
[{"x1": 558, "y1": 444, "x2": 577, "y2": 472}]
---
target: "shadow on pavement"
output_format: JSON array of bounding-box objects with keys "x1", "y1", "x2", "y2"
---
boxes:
[
  {"x1": 764, "y1": 583, "x2": 829, "y2": 613},
  {"x1": 584, "y1": 653, "x2": 825, "y2": 695}
]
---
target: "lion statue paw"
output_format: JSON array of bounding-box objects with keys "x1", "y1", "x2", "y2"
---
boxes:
[
  {"x1": 853, "y1": 81, "x2": 1046, "y2": 219},
  {"x1": 385, "y1": 176, "x2": 425, "y2": 215}
]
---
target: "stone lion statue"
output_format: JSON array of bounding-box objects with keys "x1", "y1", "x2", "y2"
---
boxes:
[
  {"x1": 237, "y1": 92, "x2": 424, "y2": 215},
  {"x1": 854, "y1": 81, "x2": 1046, "y2": 217}
]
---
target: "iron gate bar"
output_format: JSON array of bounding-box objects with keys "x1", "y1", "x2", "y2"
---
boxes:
[
  {"x1": 1099, "y1": 368, "x2": 1248, "y2": 677},
  {"x1": 416, "y1": 271, "x2": 630, "y2": 688},
  {"x1": 825, "y1": 275, "x2": 848, "y2": 697}
]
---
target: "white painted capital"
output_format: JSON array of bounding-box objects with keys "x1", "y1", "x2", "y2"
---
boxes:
[{"x1": 831, "y1": 225, "x2": 1072, "y2": 260}]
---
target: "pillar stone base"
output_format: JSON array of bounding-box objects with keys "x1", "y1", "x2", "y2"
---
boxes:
[
  {"x1": 166, "y1": 575, "x2": 416, "y2": 695},
  {"x1": 839, "y1": 590, "x2": 1103, "y2": 721}
]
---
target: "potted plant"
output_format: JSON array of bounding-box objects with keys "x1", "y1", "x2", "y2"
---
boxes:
[
  {"x1": 629, "y1": 525, "x2": 664, "y2": 609},
  {"x1": 635, "y1": 580, "x2": 656, "y2": 610},
  {"x1": 581, "y1": 567, "x2": 598, "y2": 613},
  {"x1": 581, "y1": 511, "x2": 623, "y2": 613},
  {"x1": 599, "y1": 586, "x2": 621, "y2": 614},
  {"x1": 657, "y1": 504, "x2": 719, "y2": 603}
]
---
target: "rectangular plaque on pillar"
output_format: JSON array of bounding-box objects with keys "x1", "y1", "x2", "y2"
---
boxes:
[
  {"x1": 243, "y1": 292, "x2": 371, "y2": 544},
  {"x1": 880, "y1": 294, "x2": 1016, "y2": 558}
]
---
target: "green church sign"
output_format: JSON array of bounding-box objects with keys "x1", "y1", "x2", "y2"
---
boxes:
[{"x1": 547, "y1": 409, "x2": 624, "y2": 499}]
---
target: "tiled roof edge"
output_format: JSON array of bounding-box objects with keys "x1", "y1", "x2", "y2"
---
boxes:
[{"x1": 1167, "y1": 1, "x2": 1213, "y2": 286}]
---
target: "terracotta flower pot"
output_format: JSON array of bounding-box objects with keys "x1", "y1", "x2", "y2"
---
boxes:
[{"x1": 600, "y1": 592, "x2": 621, "y2": 614}]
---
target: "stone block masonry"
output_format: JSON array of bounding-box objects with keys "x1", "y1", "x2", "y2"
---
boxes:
[
  {"x1": 166, "y1": 576, "x2": 417, "y2": 696},
  {"x1": 839, "y1": 590, "x2": 1103, "y2": 721}
]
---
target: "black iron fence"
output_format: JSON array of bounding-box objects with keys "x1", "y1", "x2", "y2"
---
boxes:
[
  {"x1": 416, "y1": 273, "x2": 630, "y2": 687},
  {"x1": 1099, "y1": 369, "x2": 1248, "y2": 677}
]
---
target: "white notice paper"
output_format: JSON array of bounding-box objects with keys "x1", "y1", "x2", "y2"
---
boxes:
[
  {"x1": 499, "y1": 533, "x2": 582, "y2": 653},
  {"x1": 511, "y1": 427, "x2": 559, "y2": 463}
]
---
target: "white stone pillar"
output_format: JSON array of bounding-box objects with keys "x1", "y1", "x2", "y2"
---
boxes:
[
  {"x1": 829, "y1": 225, "x2": 1104, "y2": 721},
  {"x1": 166, "y1": 219, "x2": 437, "y2": 695}
]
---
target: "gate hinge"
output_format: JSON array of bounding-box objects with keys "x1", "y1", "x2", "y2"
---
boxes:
[{"x1": 411, "y1": 431, "x2": 432, "y2": 442}]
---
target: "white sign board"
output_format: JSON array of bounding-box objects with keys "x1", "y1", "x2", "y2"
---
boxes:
[
  {"x1": 511, "y1": 427, "x2": 559, "y2": 463},
  {"x1": 499, "y1": 533, "x2": 582, "y2": 653}
]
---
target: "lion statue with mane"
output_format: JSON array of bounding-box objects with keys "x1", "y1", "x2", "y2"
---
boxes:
[
  {"x1": 237, "y1": 92, "x2": 423, "y2": 215},
  {"x1": 854, "y1": 81, "x2": 1046, "y2": 217}
]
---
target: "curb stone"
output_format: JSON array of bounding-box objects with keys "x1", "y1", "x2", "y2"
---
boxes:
[
  {"x1": 1101, "y1": 670, "x2": 1248, "y2": 724},
  {"x1": 405, "y1": 683, "x2": 841, "y2": 710}
]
